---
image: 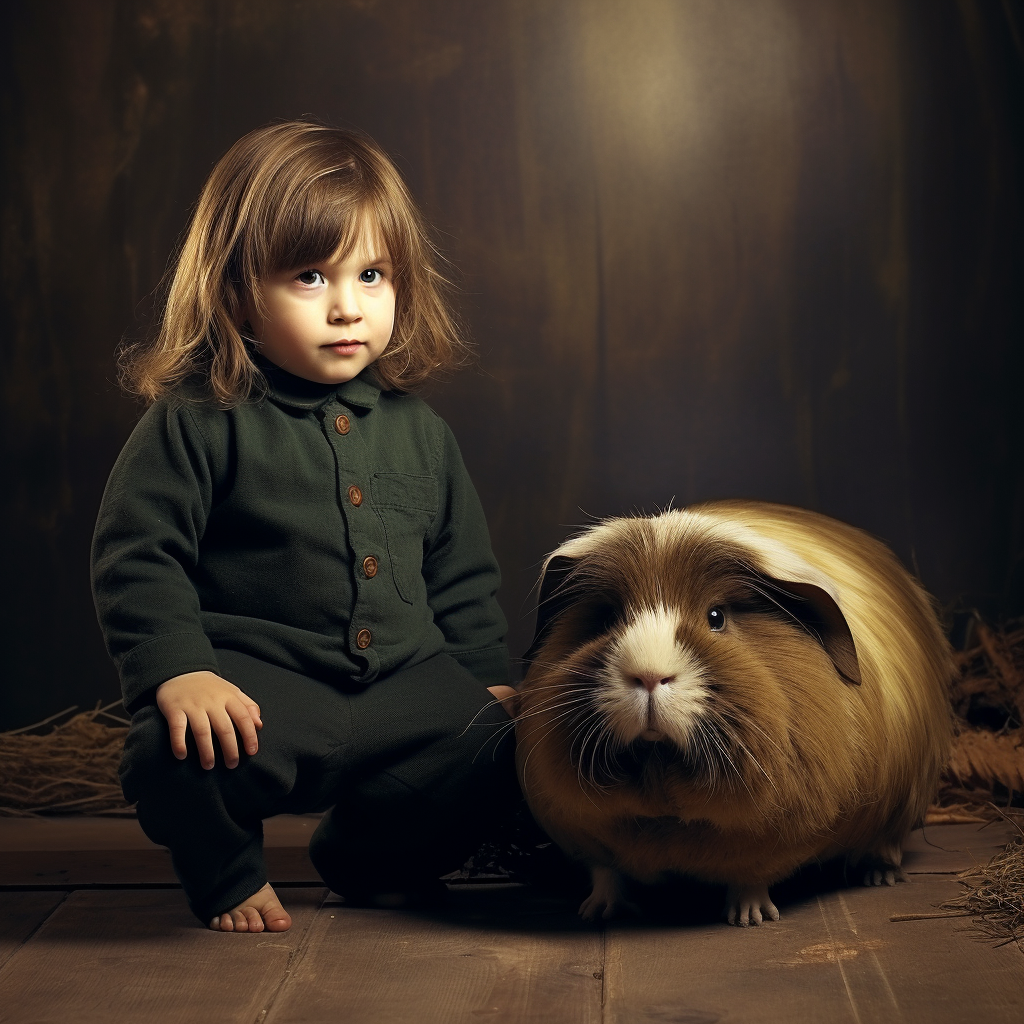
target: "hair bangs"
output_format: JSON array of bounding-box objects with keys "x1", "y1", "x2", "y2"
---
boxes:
[{"x1": 254, "y1": 166, "x2": 366, "y2": 277}]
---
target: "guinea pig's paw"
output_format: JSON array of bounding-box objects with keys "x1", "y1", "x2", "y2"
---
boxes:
[
  {"x1": 724, "y1": 884, "x2": 780, "y2": 927},
  {"x1": 862, "y1": 864, "x2": 909, "y2": 887},
  {"x1": 579, "y1": 866, "x2": 640, "y2": 922}
]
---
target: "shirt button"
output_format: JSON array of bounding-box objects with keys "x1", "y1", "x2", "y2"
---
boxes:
[
  {"x1": 355, "y1": 628, "x2": 372, "y2": 649},
  {"x1": 362, "y1": 555, "x2": 378, "y2": 578},
  {"x1": 348, "y1": 485, "x2": 363, "y2": 507},
  {"x1": 334, "y1": 414, "x2": 351, "y2": 435}
]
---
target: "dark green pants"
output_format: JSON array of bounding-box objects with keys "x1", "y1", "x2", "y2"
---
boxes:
[{"x1": 119, "y1": 650, "x2": 517, "y2": 923}]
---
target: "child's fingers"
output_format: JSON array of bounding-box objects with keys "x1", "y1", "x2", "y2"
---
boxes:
[
  {"x1": 487, "y1": 685, "x2": 518, "y2": 718},
  {"x1": 244, "y1": 696, "x2": 263, "y2": 730},
  {"x1": 186, "y1": 710, "x2": 219, "y2": 770},
  {"x1": 228, "y1": 700, "x2": 260, "y2": 758},
  {"x1": 209, "y1": 708, "x2": 242, "y2": 769},
  {"x1": 165, "y1": 710, "x2": 190, "y2": 760}
]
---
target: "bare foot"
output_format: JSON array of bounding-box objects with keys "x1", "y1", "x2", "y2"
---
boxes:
[{"x1": 208, "y1": 883, "x2": 292, "y2": 933}]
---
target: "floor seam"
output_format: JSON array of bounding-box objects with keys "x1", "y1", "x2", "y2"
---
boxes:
[
  {"x1": 0, "y1": 890, "x2": 69, "y2": 977},
  {"x1": 252, "y1": 887, "x2": 328, "y2": 1024}
]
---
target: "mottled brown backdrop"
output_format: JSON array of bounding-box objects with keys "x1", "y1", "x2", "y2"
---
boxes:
[{"x1": 2, "y1": 0, "x2": 1022, "y2": 728}]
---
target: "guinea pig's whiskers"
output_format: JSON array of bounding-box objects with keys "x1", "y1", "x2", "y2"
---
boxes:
[
  {"x1": 458, "y1": 698, "x2": 514, "y2": 738},
  {"x1": 727, "y1": 731, "x2": 776, "y2": 795},
  {"x1": 468, "y1": 722, "x2": 519, "y2": 765},
  {"x1": 578, "y1": 722, "x2": 615, "y2": 797},
  {"x1": 523, "y1": 659, "x2": 599, "y2": 681},
  {"x1": 583, "y1": 722, "x2": 610, "y2": 791},
  {"x1": 570, "y1": 714, "x2": 603, "y2": 765},
  {"x1": 734, "y1": 713, "x2": 787, "y2": 760},
  {"x1": 520, "y1": 711, "x2": 606, "y2": 806},
  {"x1": 688, "y1": 722, "x2": 726, "y2": 791},
  {"x1": 702, "y1": 705, "x2": 780, "y2": 802},
  {"x1": 515, "y1": 691, "x2": 595, "y2": 726},
  {"x1": 598, "y1": 730, "x2": 621, "y2": 782}
]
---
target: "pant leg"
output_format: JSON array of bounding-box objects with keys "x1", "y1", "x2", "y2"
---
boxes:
[
  {"x1": 119, "y1": 650, "x2": 354, "y2": 923},
  {"x1": 119, "y1": 649, "x2": 520, "y2": 919},
  {"x1": 308, "y1": 654, "x2": 520, "y2": 898}
]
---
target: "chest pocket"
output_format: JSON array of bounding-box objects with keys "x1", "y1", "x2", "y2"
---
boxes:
[{"x1": 372, "y1": 472, "x2": 438, "y2": 604}]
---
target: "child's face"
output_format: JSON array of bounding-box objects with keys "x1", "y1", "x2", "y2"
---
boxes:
[{"x1": 246, "y1": 227, "x2": 395, "y2": 385}]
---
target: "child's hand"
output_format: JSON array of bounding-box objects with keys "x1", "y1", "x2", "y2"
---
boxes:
[
  {"x1": 155, "y1": 671, "x2": 263, "y2": 770},
  {"x1": 487, "y1": 685, "x2": 518, "y2": 718}
]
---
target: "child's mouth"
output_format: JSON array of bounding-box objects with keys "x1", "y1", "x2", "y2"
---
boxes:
[{"x1": 324, "y1": 341, "x2": 364, "y2": 355}]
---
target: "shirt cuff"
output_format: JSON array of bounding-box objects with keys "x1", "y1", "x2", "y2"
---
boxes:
[{"x1": 119, "y1": 632, "x2": 221, "y2": 712}]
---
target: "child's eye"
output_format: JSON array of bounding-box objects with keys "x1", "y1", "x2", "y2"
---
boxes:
[
  {"x1": 359, "y1": 269, "x2": 383, "y2": 285},
  {"x1": 295, "y1": 270, "x2": 325, "y2": 287}
]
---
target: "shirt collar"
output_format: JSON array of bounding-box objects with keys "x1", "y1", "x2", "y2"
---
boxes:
[{"x1": 258, "y1": 357, "x2": 382, "y2": 411}]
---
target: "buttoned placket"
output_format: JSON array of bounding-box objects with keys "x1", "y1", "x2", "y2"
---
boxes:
[{"x1": 322, "y1": 396, "x2": 388, "y2": 682}]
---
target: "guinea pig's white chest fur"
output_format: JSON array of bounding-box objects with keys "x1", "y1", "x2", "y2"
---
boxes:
[
  {"x1": 516, "y1": 500, "x2": 955, "y2": 928},
  {"x1": 597, "y1": 605, "x2": 708, "y2": 746}
]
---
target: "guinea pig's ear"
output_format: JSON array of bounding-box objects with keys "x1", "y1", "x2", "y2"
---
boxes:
[
  {"x1": 523, "y1": 555, "x2": 579, "y2": 666},
  {"x1": 761, "y1": 577, "x2": 862, "y2": 685}
]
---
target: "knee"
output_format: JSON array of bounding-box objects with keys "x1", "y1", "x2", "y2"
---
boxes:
[
  {"x1": 119, "y1": 701, "x2": 299, "y2": 821},
  {"x1": 118, "y1": 702, "x2": 179, "y2": 804}
]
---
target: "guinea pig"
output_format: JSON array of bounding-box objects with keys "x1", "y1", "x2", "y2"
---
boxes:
[{"x1": 515, "y1": 500, "x2": 954, "y2": 926}]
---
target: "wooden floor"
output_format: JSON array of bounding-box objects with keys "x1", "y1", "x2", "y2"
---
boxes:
[{"x1": 0, "y1": 818, "x2": 1021, "y2": 1023}]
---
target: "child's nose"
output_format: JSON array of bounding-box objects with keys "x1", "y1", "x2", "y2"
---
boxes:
[{"x1": 329, "y1": 286, "x2": 361, "y2": 323}]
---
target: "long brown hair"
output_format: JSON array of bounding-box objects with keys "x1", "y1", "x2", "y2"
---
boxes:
[{"x1": 121, "y1": 121, "x2": 467, "y2": 405}]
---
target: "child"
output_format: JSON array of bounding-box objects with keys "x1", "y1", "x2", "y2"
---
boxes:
[{"x1": 91, "y1": 121, "x2": 518, "y2": 932}]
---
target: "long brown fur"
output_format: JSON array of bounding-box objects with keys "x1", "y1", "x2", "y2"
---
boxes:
[{"x1": 516, "y1": 500, "x2": 955, "y2": 924}]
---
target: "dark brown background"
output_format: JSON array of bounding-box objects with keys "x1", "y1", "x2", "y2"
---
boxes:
[{"x1": 2, "y1": 0, "x2": 1022, "y2": 730}]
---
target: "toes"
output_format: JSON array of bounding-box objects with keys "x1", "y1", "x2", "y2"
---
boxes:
[
  {"x1": 862, "y1": 862, "x2": 907, "y2": 887},
  {"x1": 264, "y1": 907, "x2": 292, "y2": 932},
  {"x1": 724, "y1": 885, "x2": 779, "y2": 927},
  {"x1": 243, "y1": 907, "x2": 265, "y2": 932}
]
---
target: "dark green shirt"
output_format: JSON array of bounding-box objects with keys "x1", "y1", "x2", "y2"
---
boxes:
[{"x1": 91, "y1": 365, "x2": 509, "y2": 712}]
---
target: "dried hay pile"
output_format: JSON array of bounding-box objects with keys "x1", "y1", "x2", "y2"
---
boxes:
[
  {"x1": 939, "y1": 824, "x2": 1024, "y2": 949},
  {"x1": 930, "y1": 619, "x2": 1024, "y2": 825},
  {"x1": 0, "y1": 702, "x2": 132, "y2": 816}
]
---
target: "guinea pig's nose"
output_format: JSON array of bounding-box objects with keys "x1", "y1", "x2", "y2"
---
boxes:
[{"x1": 633, "y1": 673, "x2": 676, "y2": 693}]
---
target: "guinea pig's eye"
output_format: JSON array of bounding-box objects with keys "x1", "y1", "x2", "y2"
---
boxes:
[{"x1": 707, "y1": 607, "x2": 726, "y2": 631}]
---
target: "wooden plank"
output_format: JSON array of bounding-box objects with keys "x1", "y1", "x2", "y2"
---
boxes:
[
  {"x1": 0, "y1": 817, "x2": 157, "y2": 852},
  {"x1": 0, "y1": 848, "x2": 179, "y2": 886},
  {"x1": 0, "y1": 887, "x2": 327, "y2": 1024},
  {"x1": 903, "y1": 821, "x2": 1018, "y2": 874},
  {"x1": 0, "y1": 892, "x2": 66, "y2": 972},
  {"x1": 605, "y1": 873, "x2": 1024, "y2": 1023},
  {"x1": 817, "y1": 877, "x2": 1024, "y2": 1021},
  {"x1": 0, "y1": 815, "x2": 323, "y2": 886},
  {"x1": 266, "y1": 890, "x2": 603, "y2": 1024},
  {"x1": 0, "y1": 813, "x2": 322, "y2": 852},
  {"x1": 0, "y1": 847, "x2": 318, "y2": 886},
  {"x1": 605, "y1": 894, "x2": 860, "y2": 1024}
]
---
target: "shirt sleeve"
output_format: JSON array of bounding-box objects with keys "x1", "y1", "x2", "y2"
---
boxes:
[
  {"x1": 90, "y1": 401, "x2": 223, "y2": 711},
  {"x1": 422, "y1": 420, "x2": 511, "y2": 685}
]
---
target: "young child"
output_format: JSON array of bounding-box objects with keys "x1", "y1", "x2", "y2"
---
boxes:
[{"x1": 91, "y1": 121, "x2": 518, "y2": 932}]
